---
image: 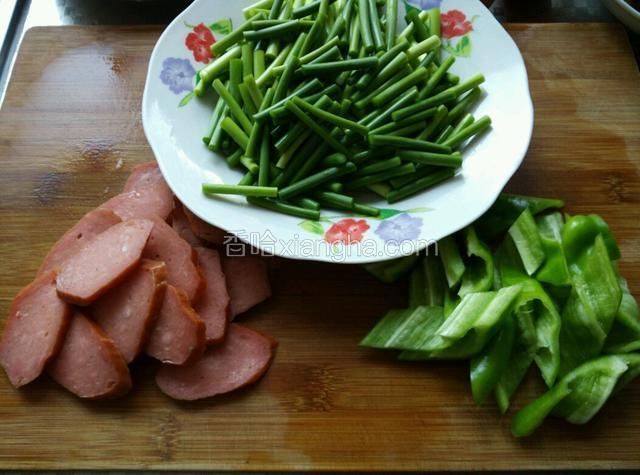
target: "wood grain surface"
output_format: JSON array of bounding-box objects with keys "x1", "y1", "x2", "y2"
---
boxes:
[{"x1": 0, "y1": 24, "x2": 638, "y2": 471}]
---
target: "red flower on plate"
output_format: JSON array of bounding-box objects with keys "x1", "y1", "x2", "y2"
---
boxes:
[
  {"x1": 441, "y1": 10, "x2": 473, "y2": 39},
  {"x1": 185, "y1": 23, "x2": 216, "y2": 63},
  {"x1": 325, "y1": 219, "x2": 370, "y2": 245}
]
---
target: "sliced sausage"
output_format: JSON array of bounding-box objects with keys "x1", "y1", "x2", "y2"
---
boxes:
[
  {"x1": 172, "y1": 201, "x2": 202, "y2": 248},
  {"x1": 48, "y1": 311, "x2": 132, "y2": 399},
  {"x1": 56, "y1": 219, "x2": 154, "y2": 306},
  {"x1": 194, "y1": 248, "x2": 230, "y2": 344},
  {"x1": 101, "y1": 187, "x2": 174, "y2": 222},
  {"x1": 221, "y1": 256, "x2": 272, "y2": 318},
  {"x1": 183, "y1": 206, "x2": 227, "y2": 245},
  {"x1": 123, "y1": 161, "x2": 169, "y2": 194},
  {"x1": 0, "y1": 271, "x2": 71, "y2": 388},
  {"x1": 145, "y1": 285, "x2": 205, "y2": 365},
  {"x1": 38, "y1": 209, "x2": 122, "y2": 275},
  {"x1": 143, "y1": 216, "x2": 204, "y2": 303},
  {"x1": 155, "y1": 324, "x2": 277, "y2": 400},
  {"x1": 90, "y1": 260, "x2": 167, "y2": 363},
  {"x1": 101, "y1": 161, "x2": 175, "y2": 221}
]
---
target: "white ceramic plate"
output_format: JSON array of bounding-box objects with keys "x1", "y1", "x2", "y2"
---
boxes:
[
  {"x1": 601, "y1": 0, "x2": 640, "y2": 34},
  {"x1": 142, "y1": 0, "x2": 533, "y2": 264}
]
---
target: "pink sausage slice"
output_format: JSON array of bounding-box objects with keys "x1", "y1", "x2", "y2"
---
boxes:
[
  {"x1": 221, "y1": 256, "x2": 272, "y2": 318},
  {"x1": 145, "y1": 285, "x2": 206, "y2": 365},
  {"x1": 143, "y1": 216, "x2": 204, "y2": 303},
  {"x1": 38, "y1": 209, "x2": 122, "y2": 275},
  {"x1": 0, "y1": 271, "x2": 71, "y2": 388},
  {"x1": 91, "y1": 260, "x2": 167, "y2": 363},
  {"x1": 101, "y1": 161, "x2": 174, "y2": 221},
  {"x1": 56, "y1": 219, "x2": 154, "y2": 306},
  {"x1": 48, "y1": 311, "x2": 132, "y2": 399},
  {"x1": 183, "y1": 206, "x2": 227, "y2": 245},
  {"x1": 172, "y1": 201, "x2": 202, "y2": 248},
  {"x1": 101, "y1": 188, "x2": 174, "y2": 222},
  {"x1": 123, "y1": 161, "x2": 169, "y2": 193},
  {"x1": 194, "y1": 248, "x2": 230, "y2": 344},
  {"x1": 155, "y1": 324, "x2": 277, "y2": 401}
]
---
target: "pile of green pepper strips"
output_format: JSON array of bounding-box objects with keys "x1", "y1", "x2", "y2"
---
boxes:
[
  {"x1": 196, "y1": 0, "x2": 491, "y2": 220},
  {"x1": 362, "y1": 194, "x2": 640, "y2": 437}
]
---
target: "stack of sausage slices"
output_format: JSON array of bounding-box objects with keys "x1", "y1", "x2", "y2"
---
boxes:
[{"x1": 0, "y1": 162, "x2": 275, "y2": 400}]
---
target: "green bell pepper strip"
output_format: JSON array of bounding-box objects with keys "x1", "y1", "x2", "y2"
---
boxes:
[
  {"x1": 363, "y1": 254, "x2": 420, "y2": 284},
  {"x1": 495, "y1": 237, "x2": 562, "y2": 388},
  {"x1": 512, "y1": 353, "x2": 640, "y2": 437},
  {"x1": 423, "y1": 254, "x2": 446, "y2": 307},
  {"x1": 517, "y1": 279, "x2": 562, "y2": 386},
  {"x1": 508, "y1": 208, "x2": 546, "y2": 276},
  {"x1": 470, "y1": 315, "x2": 515, "y2": 405},
  {"x1": 558, "y1": 289, "x2": 609, "y2": 377},
  {"x1": 360, "y1": 306, "x2": 445, "y2": 350},
  {"x1": 563, "y1": 229, "x2": 621, "y2": 344},
  {"x1": 408, "y1": 255, "x2": 446, "y2": 308},
  {"x1": 408, "y1": 264, "x2": 426, "y2": 308},
  {"x1": 399, "y1": 285, "x2": 521, "y2": 360},
  {"x1": 494, "y1": 301, "x2": 538, "y2": 413},
  {"x1": 459, "y1": 225, "x2": 494, "y2": 298},
  {"x1": 475, "y1": 193, "x2": 565, "y2": 242},
  {"x1": 534, "y1": 212, "x2": 571, "y2": 287},
  {"x1": 444, "y1": 286, "x2": 461, "y2": 318},
  {"x1": 604, "y1": 277, "x2": 640, "y2": 354},
  {"x1": 559, "y1": 217, "x2": 622, "y2": 370},
  {"x1": 438, "y1": 235, "x2": 466, "y2": 288},
  {"x1": 562, "y1": 214, "x2": 621, "y2": 263}
]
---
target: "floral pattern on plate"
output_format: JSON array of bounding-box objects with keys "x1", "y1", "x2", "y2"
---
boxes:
[
  {"x1": 160, "y1": 19, "x2": 232, "y2": 106},
  {"x1": 405, "y1": 0, "x2": 477, "y2": 57},
  {"x1": 299, "y1": 207, "x2": 432, "y2": 246}
]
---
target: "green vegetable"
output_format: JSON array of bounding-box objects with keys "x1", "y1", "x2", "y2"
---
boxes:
[
  {"x1": 247, "y1": 196, "x2": 320, "y2": 219},
  {"x1": 360, "y1": 306, "x2": 445, "y2": 350},
  {"x1": 397, "y1": 150, "x2": 462, "y2": 168},
  {"x1": 385, "y1": 0, "x2": 398, "y2": 50},
  {"x1": 364, "y1": 254, "x2": 420, "y2": 283},
  {"x1": 286, "y1": 98, "x2": 353, "y2": 157},
  {"x1": 387, "y1": 168, "x2": 455, "y2": 203},
  {"x1": 399, "y1": 285, "x2": 521, "y2": 360},
  {"x1": 512, "y1": 354, "x2": 640, "y2": 437},
  {"x1": 213, "y1": 79, "x2": 254, "y2": 135},
  {"x1": 559, "y1": 231, "x2": 621, "y2": 375},
  {"x1": 470, "y1": 315, "x2": 515, "y2": 405},
  {"x1": 220, "y1": 117, "x2": 250, "y2": 150},
  {"x1": 279, "y1": 165, "x2": 348, "y2": 199},
  {"x1": 294, "y1": 97, "x2": 368, "y2": 135},
  {"x1": 508, "y1": 209, "x2": 546, "y2": 276},
  {"x1": 459, "y1": 226, "x2": 494, "y2": 297},
  {"x1": 442, "y1": 115, "x2": 492, "y2": 148},
  {"x1": 202, "y1": 184, "x2": 278, "y2": 197},
  {"x1": 496, "y1": 237, "x2": 562, "y2": 387},
  {"x1": 299, "y1": 57, "x2": 379, "y2": 75},
  {"x1": 345, "y1": 163, "x2": 416, "y2": 189},
  {"x1": 475, "y1": 193, "x2": 565, "y2": 241},
  {"x1": 604, "y1": 277, "x2": 640, "y2": 354},
  {"x1": 534, "y1": 212, "x2": 571, "y2": 286},
  {"x1": 198, "y1": 3, "x2": 490, "y2": 219},
  {"x1": 357, "y1": 0, "x2": 375, "y2": 53},
  {"x1": 368, "y1": 135, "x2": 451, "y2": 153},
  {"x1": 438, "y1": 235, "x2": 465, "y2": 288}
]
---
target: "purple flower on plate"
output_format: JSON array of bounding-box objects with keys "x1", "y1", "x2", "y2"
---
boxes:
[
  {"x1": 407, "y1": 0, "x2": 442, "y2": 10},
  {"x1": 375, "y1": 213, "x2": 423, "y2": 243},
  {"x1": 160, "y1": 57, "x2": 196, "y2": 94}
]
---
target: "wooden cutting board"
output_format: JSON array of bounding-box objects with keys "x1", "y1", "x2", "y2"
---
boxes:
[{"x1": 0, "y1": 24, "x2": 638, "y2": 471}]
